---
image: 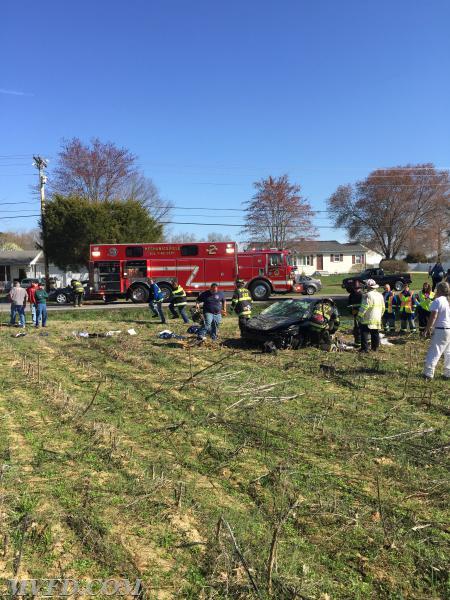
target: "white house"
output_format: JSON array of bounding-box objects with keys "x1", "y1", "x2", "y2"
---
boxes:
[
  {"x1": 291, "y1": 240, "x2": 383, "y2": 275},
  {"x1": 0, "y1": 250, "x2": 88, "y2": 289}
]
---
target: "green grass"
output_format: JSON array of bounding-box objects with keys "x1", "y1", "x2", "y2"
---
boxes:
[
  {"x1": 0, "y1": 307, "x2": 448, "y2": 599},
  {"x1": 317, "y1": 272, "x2": 430, "y2": 296}
]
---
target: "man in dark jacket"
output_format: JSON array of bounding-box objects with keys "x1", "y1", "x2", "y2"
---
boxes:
[
  {"x1": 430, "y1": 260, "x2": 445, "y2": 291},
  {"x1": 196, "y1": 283, "x2": 226, "y2": 341},
  {"x1": 148, "y1": 278, "x2": 166, "y2": 324}
]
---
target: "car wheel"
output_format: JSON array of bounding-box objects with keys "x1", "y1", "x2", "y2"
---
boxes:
[
  {"x1": 394, "y1": 280, "x2": 404, "y2": 291},
  {"x1": 130, "y1": 285, "x2": 149, "y2": 303},
  {"x1": 305, "y1": 285, "x2": 316, "y2": 295},
  {"x1": 158, "y1": 283, "x2": 173, "y2": 302},
  {"x1": 249, "y1": 280, "x2": 271, "y2": 301},
  {"x1": 55, "y1": 293, "x2": 68, "y2": 304}
]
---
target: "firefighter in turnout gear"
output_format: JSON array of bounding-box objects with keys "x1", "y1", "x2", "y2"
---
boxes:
[
  {"x1": 382, "y1": 284, "x2": 399, "y2": 333},
  {"x1": 399, "y1": 284, "x2": 417, "y2": 333},
  {"x1": 168, "y1": 279, "x2": 190, "y2": 323},
  {"x1": 308, "y1": 299, "x2": 340, "y2": 349},
  {"x1": 414, "y1": 282, "x2": 435, "y2": 333},
  {"x1": 358, "y1": 279, "x2": 385, "y2": 352},
  {"x1": 71, "y1": 279, "x2": 85, "y2": 307},
  {"x1": 231, "y1": 279, "x2": 252, "y2": 330}
]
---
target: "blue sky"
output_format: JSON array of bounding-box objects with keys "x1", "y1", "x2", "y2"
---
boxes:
[{"x1": 1, "y1": 0, "x2": 450, "y2": 241}]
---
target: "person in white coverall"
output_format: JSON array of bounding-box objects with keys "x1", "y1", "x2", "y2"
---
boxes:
[{"x1": 423, "y1": 281, "x2": 450, "y2": 380}]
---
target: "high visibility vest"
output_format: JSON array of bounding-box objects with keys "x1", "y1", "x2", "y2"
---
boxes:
[
  {"x1": 231, "y1": 287, "x2": 252, "y2": 317},
  {"x1": 358, "y1": 290, "x2": 385, "y2": 328},
  {"x1": 171, "y1": 285, "x2": 187, "y2": 306},
  {"x1": 400, "y1": 292, "x2": 415, "y2": 314},
  {"x1": 416, "y1": 290, "x2": 434, "y2": 312},
  {"x1": 72, "y1": 280, "x2": 84, "y2": 294},
  {"x1": 383, "y1": 291, "x2": 396, "y2": 314},
  {"x1": 310, "y1": 304, "x2": 333, "y2": 330}
]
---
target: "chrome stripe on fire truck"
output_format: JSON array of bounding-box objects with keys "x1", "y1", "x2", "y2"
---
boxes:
[{"x1": 149, "y1": 265, "x2": 199, "y2": 285}]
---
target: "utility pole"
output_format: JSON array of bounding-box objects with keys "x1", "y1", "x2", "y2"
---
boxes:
[{"x1": 33, "y1": 156, "x2": 50, "y2": 291}]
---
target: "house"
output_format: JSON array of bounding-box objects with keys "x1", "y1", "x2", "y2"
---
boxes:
[
  {"x1": 290, "y1": 240, "x2": 383, "y2": 275},
  {"x1": 0, "y1": 250, "x2": 88, "y2": 289}
]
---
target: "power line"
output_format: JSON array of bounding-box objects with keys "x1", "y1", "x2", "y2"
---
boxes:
[
  {"x1": 0, "y1": 201, "x2": 39, "y2": 206},
  {"x1": 0, "y1": 214, "x2": 40, "y2": 220},
  {"x1": 160, "y1": 221, "x2": 337, "y2": 228}
]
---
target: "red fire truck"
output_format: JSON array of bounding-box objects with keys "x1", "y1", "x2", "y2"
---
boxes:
[{"x1": 89, "y1": 242, "x2": 299, "y2": 302}]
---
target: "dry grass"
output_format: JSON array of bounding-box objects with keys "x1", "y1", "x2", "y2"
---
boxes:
[{"x1": 0, "y1": 307, "x2": 448, "y2": 599}]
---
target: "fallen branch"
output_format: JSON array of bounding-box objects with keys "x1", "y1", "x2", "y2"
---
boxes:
[
  {"x1": 79, "y1": 382, "x2": 102, "y2": 417},
  {"x1": 267, "y1": 496, "x2": 303, "y2": 596},
  {"x1": 221, "y1": 518, "x2": 262, "y2": 598},
  {"x1": 369, "y1": 428, "x2": 436, "y2": 441},
  {"x1": 148, "y1": 421, "x2": 186, "y2": 434}
]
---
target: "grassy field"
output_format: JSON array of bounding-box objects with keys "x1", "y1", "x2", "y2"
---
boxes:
[{"x1": 0, "y1": 306, "x2": 448, "y2": 599}]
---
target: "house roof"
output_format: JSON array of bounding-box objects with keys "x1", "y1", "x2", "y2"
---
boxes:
[
  {"x1": 0, "y1": 250, "x2": 42, "y2": 266},
  {"x1": 291, "y1": 240, "x2": 366, "y2": 254}
]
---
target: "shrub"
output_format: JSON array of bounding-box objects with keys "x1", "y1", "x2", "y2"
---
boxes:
[
  {"x1": 404, "y1": 252, "x2": 429, "y2": 263},
  {"x1": 379, "y1": 259, "x2": 409, "y2": 273}
]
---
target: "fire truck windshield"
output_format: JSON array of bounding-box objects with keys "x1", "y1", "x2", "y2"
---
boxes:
[{"x1": 269, "y1": 254, "x2": 283, "y2": 266}]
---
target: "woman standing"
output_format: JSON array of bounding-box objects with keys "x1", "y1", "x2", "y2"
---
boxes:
[{"x1": 423, "y1": 282, "x2": 450, "y2": 380}]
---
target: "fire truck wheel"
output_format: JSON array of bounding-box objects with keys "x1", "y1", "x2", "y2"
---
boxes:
[
  {"x1": 249, "y1": 280, "x2": 271, "y2": 301},
  {"x1": 158, "y1": 283, "x2": 173, "y2": 302},
  {"x1": 130, "y1": 285, "x2": 149, "y2": 303}
]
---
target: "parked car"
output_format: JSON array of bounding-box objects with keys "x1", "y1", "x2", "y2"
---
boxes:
[
  {"x1": 342, "y1": 268, "x2": 412, "y2": 292},
  {"x1": 48, "y1": 281, "x2": 90, "y2": 304},
  {"x1": 240, "y1": 297, "x2": 339, "y2": 350},
  {"x1": 295, "y1": 274, "x2": 322, "y2": 295},
  {"x1": 20, "y1": 277, "x2": 59, "y2": 289},
  {"x1": 20, "y1": 278, "x2": 43, "y2": 289}
]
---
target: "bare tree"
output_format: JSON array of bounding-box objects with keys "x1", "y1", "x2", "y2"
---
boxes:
[
  {"x1": 328, "y1": 164, "x2": 450, "y2": 259},
  {"x1": 242, "y1": 175, "x2": 315, "y2": 248},
  {"x1": 121, "y1": 172, "x2": 173, "y2": 222},
  {"x1": 0, "y1": 229, "x2": 40, "y2": 250},
  {"x1": 205, "y1": 232, "x2": 232, "y2": 242},
  {"x1": 51, "y1": 137, "x2": 137, "y2": 202},
  {"x1": 165, "y1": 232, "x2": 199, "y2": 243}
]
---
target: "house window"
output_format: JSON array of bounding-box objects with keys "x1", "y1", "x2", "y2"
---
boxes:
[
  {"x1": 330, "y1": 254, "x2": 343, "y2": 262},
  {"x1": 354, "y1": 254, "x2": 364, "y2": 264},
  {"x1": 298, "y1": 255, "x2": 314, "y2": 266}
]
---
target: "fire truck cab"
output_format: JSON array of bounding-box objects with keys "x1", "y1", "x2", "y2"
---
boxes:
[
  {"x1": 237, "y1": 248, "x2": 298, "y2": 300},
  {"x1": 89, "y1": 242, "x2": 298, "y2": 302}
]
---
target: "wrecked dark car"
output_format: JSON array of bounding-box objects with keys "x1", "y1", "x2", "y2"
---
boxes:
[{"x1": 240, "y1": 298, "x2": 340, "y2": 351}]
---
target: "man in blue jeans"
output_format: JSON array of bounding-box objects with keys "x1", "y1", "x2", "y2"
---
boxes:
[
  {"x1": 196, "y1": 283, "x2": 226, "y2": 341},
  {"x1": 34, "y1": 283, "x2": 49, "y2": 327},
  {"x1": 148, "y1": 278, "x2": 166, "y2": 324},
  {"x1": 9, "y1": 280, "x2": 27, "y2": 328}
]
